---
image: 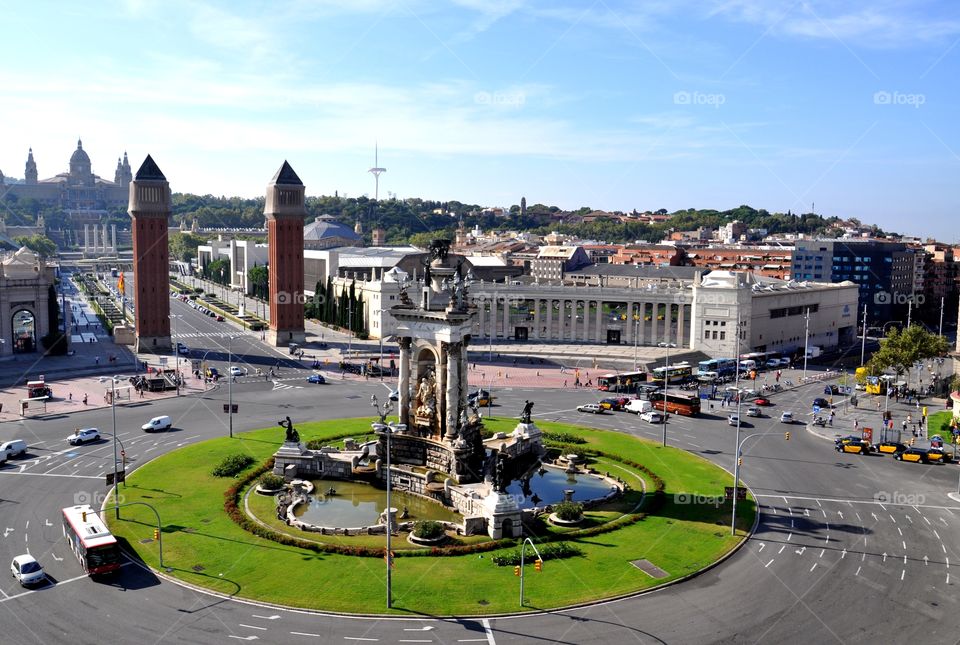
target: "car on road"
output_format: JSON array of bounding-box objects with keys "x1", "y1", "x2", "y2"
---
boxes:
[
  {"x1": 306, "y1": 374, "x2": 326, "y2": 384},
  {"x1": 176, "y1": 343, "x2": 190, "y2": 355},
  {"x1": 205, "y1": 367, "x2": 220, "y2": 379},
  {"x1": 599, "y1": 397, "x2": 627, "y2": 411},
  {"x1": 215, "y1": 314, "x2": 224, "y2": 322},
  {"x1": 468, "y1": 390, "x2": 494, "y2": 406},
  {"x1": 778, "y1": 358, "x2": 791, "y2": 367},
  {"x1": 895, "y1": 447, "x2": 933, "y2": 463},
  {"x1": 765, "y1": 359, "x2": 781, "y2": 369},
  {"x1": 727, "y1": 414, "x2": 740, "y2": 426},
  {"x1": 10, "y1": 554, "x2": 45, "y2": 587},
  {"x1": 779, "y1": 411, "x2": 795, "y2": 424},
  {"x1": 228, "y1": 366, "x2": 246, "y2": 377},
  {"x1": 836, "y1": 438, "x2": 871, "y2": 454},
  {"x1": 753, "y1": 397, "x2": 772, "y2": 406},
  {"x1": 927, "y1": 447, "x2": 952, "y2": 463},
  {"x1": 142, "y1": 415, "x2": 173, "y2": 432},
  {"x1": 746, "y1": 406, "x2": 762, "y2": 417},
  {"x1": 625, "y1": 399, "x2": 653, "y2": 415},
  {"x1": 68, "y1": 428, "x2": 101, "y2": 445},
  {"x1": 577, "y1": 403, "x2": 605, "y2": 414},
  {"x1": 873, "y1": 441, "x2": 907, "y2": 455},
  {"x1": 812, "y1": 397, "x2": 831, "y2": 409},
  {"x1": 388, "y1": 389, "x2": 399, "y2": 401},
  {"x1": 639, "y1": 410, "x2": 664, "y2": 424},
  {"x1": 0, "y1": 439, "x2": 28, "y2": 459}
]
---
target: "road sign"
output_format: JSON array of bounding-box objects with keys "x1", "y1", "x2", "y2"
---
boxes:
[
  {"x1": 724, "y1": 486, "x2": 747, "y2": 500},
  {"x1": 106, "y1": 470, "x2": 126, "y2": 485}
]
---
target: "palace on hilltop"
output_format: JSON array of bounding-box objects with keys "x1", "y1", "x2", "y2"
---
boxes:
[{"x1": 0, "y1": 139, "x2": 132, "y2": 212}]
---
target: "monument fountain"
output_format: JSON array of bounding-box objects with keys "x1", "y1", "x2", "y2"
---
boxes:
[{"x1": 272, "y1": 241, "x2": 619, "y2": 539}]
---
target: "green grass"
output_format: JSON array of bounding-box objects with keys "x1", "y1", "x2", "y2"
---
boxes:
[
  {"x1": 107, "y1": 418, "x2": 754, "y2": 615},
  {"x1": 927, "y1": 410, "x2": 958, "y2": 438}
]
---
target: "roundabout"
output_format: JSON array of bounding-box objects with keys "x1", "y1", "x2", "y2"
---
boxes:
[{"x1": 105, "y1": 417, "x2": 755, "y2": 615}]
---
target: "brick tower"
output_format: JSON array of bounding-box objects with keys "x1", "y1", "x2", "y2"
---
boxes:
[
  {"x1": 129, "y1": 155, "x2": 171, "y2": 352},
  {"x1": 265, "y1": 161, "x2": 307, "y2": 347}
]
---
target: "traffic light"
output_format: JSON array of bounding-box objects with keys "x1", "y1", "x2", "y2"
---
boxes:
[
  {"x1": 737, "y1": 457, "x2": 743, "y2": 466},
  {"x1": 153, "y1": 528, "x2": 160, "y2": 540},
  {"x1": 514, "y1": 565, "x2": 521, "y2": 577},
  {"x1": 534, "y1": 559, "x2": 543, "y2": 572},
  {"x1": 785, "y1": 432, "x2": 791, "y2": 441}
]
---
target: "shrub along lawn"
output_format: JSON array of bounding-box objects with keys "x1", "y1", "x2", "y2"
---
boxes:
[{"x1": 108, "y1": 418, "x2": 753, "y2": 615}]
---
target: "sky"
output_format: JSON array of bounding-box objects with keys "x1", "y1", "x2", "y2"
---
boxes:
[{"x1": 0, "y1": 0, "x2": 957, "y2": 240}]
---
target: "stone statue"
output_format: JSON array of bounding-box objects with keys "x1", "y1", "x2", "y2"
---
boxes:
[
  {"x1": 520, "y1": 400, "x2": 534, "y2": 424},
  {"x1": 429, "y1": 239, "x2": 451, "y2": 262},
  {"x1": 494, "y1": 452, "x2": 508, "y2": 492},
  {"x1": 279, "y1": 416, "x2": 299, "y2": 443},
  {"x1": 415, "y1": 371, "x2": 438, "y2": 418}
]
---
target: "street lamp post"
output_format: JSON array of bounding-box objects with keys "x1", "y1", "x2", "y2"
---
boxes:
[
  {"x1": 860, "y1": 304, "x2": 868, "y2": 366},
  {"x1": 661, "y1": 339, "x2": 676, "y2": 447},
  {"x1": 731, "y1": 313, "x2": 743, "y2": 536},
  {"x1": 802, "y1": 308, "x2": 810, "y2": 382},
  {"x1": 170, "y1": 314, "x2": 182, "y2": 396},
  {"x1": 633, "y1": 316, "x2": 639, "y2": 371},
  {"x1": 99, "y1": 375, "x2": 128, "y2": 519},
  {"x1": 228, "y1": 334, "x2": 240, "y2": 439},
  {"x1": 371, "y1": 395, "x2": 398, "y2": 609}
]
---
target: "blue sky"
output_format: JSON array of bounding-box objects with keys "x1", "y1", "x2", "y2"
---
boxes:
[{"x1": 1, "y1": 1, "x2": 957, "y2": 240}]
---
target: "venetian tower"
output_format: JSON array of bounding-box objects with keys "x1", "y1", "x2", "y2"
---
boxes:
[
  {"x1": 264, "y1": 161, "x2": 307, "y2": 347},
  {"x1": 129, "y1": 155, "x2": 172, "y2": 351}
]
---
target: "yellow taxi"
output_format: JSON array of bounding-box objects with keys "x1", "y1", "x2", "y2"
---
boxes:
[
  {"x1": 835, "y1": 435, "x2": 871, "y2": 455},
  {"x1": 873, "y1": 441, "x2": 907, "y2": 456},
  {"x1": 894, "y1": 447, "x2": 932, "y2": 463}
]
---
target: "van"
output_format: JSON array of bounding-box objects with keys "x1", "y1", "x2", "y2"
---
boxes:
[
  {"x1": 738, "y1": 360, "x2": 756, "y2": 372},
  {"x1": 625, "y1": 399, "x2": 653, "y2": 415},
  {"x1": 0, "y1": 439, "x2": 28, "y2": 459},
  {"x1": 141, "y1": 415, "x2": 173, "y2": 432}
]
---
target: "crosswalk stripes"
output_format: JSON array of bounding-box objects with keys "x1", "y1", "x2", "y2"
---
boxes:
[
  {"x1": 173, "y1": 331, "x2": 240, "y2": 339},
  {"x1": 272, "y1": 381, "x2": 303, "y2": 391}
]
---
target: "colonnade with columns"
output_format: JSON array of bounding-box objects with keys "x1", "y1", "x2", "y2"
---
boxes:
[
  {"x1": 82, "y1": 223, "x2": 117, "y2": 256},
  {"x1": 472, "y1": 292, "x2": 691, "y2": 348}
]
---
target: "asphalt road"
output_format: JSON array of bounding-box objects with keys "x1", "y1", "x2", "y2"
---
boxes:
[{"x1": 2, "y1": 304, "x2": 959, "y2": 644}]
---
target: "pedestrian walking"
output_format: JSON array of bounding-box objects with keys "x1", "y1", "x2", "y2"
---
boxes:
[
  {"x1": 83, "y1": 394, "x2": 88, "y2": 405},
  {"x1": 69, "y1": 392, "x2": 72, "y2": 402},
  {"x1": 563, "y1": 380, "x2": 567, "y2": 388}
]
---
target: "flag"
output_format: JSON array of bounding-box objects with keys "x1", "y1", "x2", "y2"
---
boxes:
[{"x1": 117, "y1": 273, "x2": 125, "y2": 293}]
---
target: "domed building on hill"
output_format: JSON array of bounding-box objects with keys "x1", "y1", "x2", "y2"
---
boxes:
[{"x1": 0, "y1": 139, "x2": 132, "y2": 211}]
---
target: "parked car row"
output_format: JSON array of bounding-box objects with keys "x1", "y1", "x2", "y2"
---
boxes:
[{"x1": 834, "y1": 435, "x2": 953, "y2": 463}]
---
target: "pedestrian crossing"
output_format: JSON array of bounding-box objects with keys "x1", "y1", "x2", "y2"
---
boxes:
[
  {"x1": 174, "y1": 331, "x2": 241, "y2": 339},
  {"x1": 272, "y1": 379, "x2": 304, "y2": 391}
]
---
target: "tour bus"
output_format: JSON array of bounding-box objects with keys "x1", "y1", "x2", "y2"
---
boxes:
[
  {"x1": 651, "y1": 362, "x2": 693, "y2": 385},
  {"x1": 697, "y1": 358, "x2": 738, "y2": 378},
  {"x1": 597, "y1": 371, "x2": 647, "y2": 393},
  {"x1": 651, "y1": 390, "x2": 701, "y2": 416},
  {"x1": 62, "y1": 505, "x2": 121, "y2": 576}
]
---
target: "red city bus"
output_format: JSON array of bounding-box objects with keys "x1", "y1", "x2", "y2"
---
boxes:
[
  {"x1": 652, "y1": 390, "x2": 701, "y2": 416},
  {"x1": 597, "y1": 371, "x2": 647, "y2": 393},
  {"x1": 62, "y1": 504, "x2": 121, "y2": 575}
]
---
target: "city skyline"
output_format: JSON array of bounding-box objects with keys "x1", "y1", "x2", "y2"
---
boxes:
[{"x1": 1, "y1": 1, "x2": 958, "y2": 240}]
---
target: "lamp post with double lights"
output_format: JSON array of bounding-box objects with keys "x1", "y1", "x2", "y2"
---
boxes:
[
  {"x1": 169, "y1": 314, "x2": 182, "y2": 395},
  {"x1": 371, "y1": 394, "x2": 402, "y2": 609},
  {"x1": 99, "y1": 375, "x2": 128, "y2": 519},
  {"x1": 227, "y1": 334, "x2": 241, "y2": 439},
  {"x1": 730, "y1": 313, "x2": 745, "y2": 536}
]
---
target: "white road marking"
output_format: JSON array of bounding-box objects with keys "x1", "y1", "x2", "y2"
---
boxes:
[
  {"x1": 935, "y1": 530, "x2": 942, "y2": 540},
  {"x1": 44, "y1": 520, "x2": 52, "y2": 527},
  {"x1": 943, "y1": 544, "x2": 948, "y2": 553},
  {"x1": 252, "y1": 615, "x2": 280, "y2": 620},
  {"x1": 239, "y1": 624, "x2": 267, "y2": 631},
  {"x1": 855, "y1": 566, "x2": 861, "y2": 576},
  {"x1": 838, "y1": 511, "x2": 844, "y2": 519},
  {"x1": 758, "y1": 542, "x2": 765, "y2": 552},
  {"x1": 3, "y1": 528, "x2": 13, "y2": 538},
  {"x1": 810, "y1": 563, "x2": 817, "y2": 572},
  {"x1": 903, "y1": 555, "x2": 907, "y2": 564},
  {"x1": 816, "y1": 499, "x2": 822, "y2": 507},
  {"x1": 941, "y1": 517, "x2": 949, "y2": 526},
  {"x1": 819, "y1": 549, "x2": 825, "y2": 558},
  {"x1": 289, "y1": 633, "x2": 321, "y2": 638},
  {"x1": 889, "y1": 515, "x2": 896, "y2": 523},
  {"x1": 924, "y1": 556, "x2": 929, "y2": 566},
  {"x1": 765, "y1": 559, "x2": 775, "y2": 567},
  {"x1": 841, "y1": 549, "x2": 847, "y2": 559},
  {"x1": 879, "y1": 503, "x2": 887, "y2": 511},
  {"x1": 403, "y1": 627, "x2": 434, "y2": 632},
  {"x1": 856, "y1": 512, "x2": 861, "y2": 521},
  {"x1": 901, "y1": 569, "x2": 906, "y2": 581},
  {"x1": 795, "y1": 547, "x2": 806, "y2": 556},
  {"x1": 227, "y1": 637, "x2": 257, "y2": 642},
  {"x1": 883, "y1": 553, "x2": 888, "y2": 563},
  {"x1": 791, "y1": 519, "x2": 794, "y2": 528},
  {"x1": 482, "y1": 618, "x2": 496, "y2": 645},
  {"x1": 872, "y1": 513, "x2": 879, "y2": 522},
  {"x1": 343, "y1": 638, "x2": 378, "y2": 642},
  {"x1": 905, "y1": 515, "x2": 913, "y2": 524},
  {"x1": 51, "y1": 554, "x2": 62, "y2": 562},
  {"x1": 787, "y1": 533, "x2": 792, "y2": 541},
  {"x1": 778, "y1": 545, "x2": 786, "y2": 554},
  {"x1": 898, "y1": 527, "x2": 903, "y2": 536}
]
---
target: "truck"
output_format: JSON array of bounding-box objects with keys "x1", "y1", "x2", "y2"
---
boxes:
[
  {"x1": 805, "y1": 346, "x2": 822, "y2": 359},
  {"x1": 26, "y1": 379, "x2": 52, "y2": 399}
]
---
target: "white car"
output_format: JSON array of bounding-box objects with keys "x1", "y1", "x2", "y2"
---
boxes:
[
  {"x1": 10, "y1": 554, "x2": 45, "y2": 586},
  {"x1": 68, "y1": 428, "x2": 101, "y2": 445},
  {"x1": 727, "y1": 414, "x2": 741, "y2": 426},
  {"x1": 639, "y1": 411, "x2": 664, "y2": 424},
  {"x1": 746, "y1": 406, "x2": 762, "y2": 418},
  {"x1": 577, "y1": 403, "x2": 604, "y2": 414},
  {"x1": 177, "y1": 343, "x2": 190, "y2": 355},
  {"x1": 780, "y1": 411, "x2": 795, "y2": 424},
  {"x1": 228, "y1": 366, "x2": 246, "y2": 377}
]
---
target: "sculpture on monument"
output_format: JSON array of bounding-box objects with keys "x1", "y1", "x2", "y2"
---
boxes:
[
  {"x1": 414, "y1": 370, "x2": 438, "y2": 419},
  {"x1": 279, "y1": 416, "x2": 299, "y2": 443},
  {"x1": 520, "y1": 400, "x2": 534, "y2": 424}
]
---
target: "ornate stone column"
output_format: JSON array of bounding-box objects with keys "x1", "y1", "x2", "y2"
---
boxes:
[
  {"x1": 398, "y1": 337, "x2": 412, "y2": 425},
  {"x1": 445, "y1": 341, "x2": 460, "y2": 440},
  {"x1": 489, "y1": 296, "x2": 497, "y2": 338},
  {"x1": 111, "y1": 224, "x2": 117, "y2": 254},
  {"x1": 569, "y1": 300, "x2": 577, "y2": 340},
  {"x1": 477, "y1": 300, "x2": 485, "y2": 337},
  {"x1": 625, "y1": 302, "x2": 634, "y2": 343},
  {"x1": 83, "y1": 224, "x2": 89, "y2": 255},
  {"x1": 546, "y1": 299, "x2": 553, "y2": 339},
  {"x1": 502, "y1": 297, "x2": 510, "y2": 339},
  {"x1": 460, "y1": 336, "x2": 469, "y2": 414},
  {"x1": 533, "y1": 299, "x2": 541, "y2": 338},
  {"x1": 677, "y1": 302, "x2": 686, "y2": 348},
  {"x1": 638, "y1": 303, "x2": 647, "y2": 345},
  {"x1": 595, "y1": 300, "x2": 603, "y2": 342},
  {"x1": 582, "y1": 301, "x2": 590, "y2": 342},
  {"x1": 652, "y1": 302, "x2": 660, "y2": 345}
]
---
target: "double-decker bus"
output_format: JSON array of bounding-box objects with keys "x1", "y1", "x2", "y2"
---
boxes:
[
  {"x1": 697, "y1": 358, "x2": 737, "y2": 378},
  {"x1": 62, "y1": 505, "x2": 121, "y2": 576},
  {"x1": 651, "y1": 362, "x2": 693, "y2": 385},
  {"x1": 597, "y1": 371, "x2": 647, "y2": 393},
  {"x1": 651, "y1": 390, "x2": 701, "y2": 416}
]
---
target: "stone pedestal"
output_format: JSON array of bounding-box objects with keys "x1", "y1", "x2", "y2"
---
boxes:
[{"x1": 483, "y1": 490, "x2": 522, "y2": 539}]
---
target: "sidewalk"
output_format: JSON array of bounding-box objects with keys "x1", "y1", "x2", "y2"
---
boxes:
[{"x1": 804, "y1": 392, "x2": 953, "y2": 445}]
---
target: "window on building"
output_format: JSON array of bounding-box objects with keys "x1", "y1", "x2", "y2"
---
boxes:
[{"x1": 720, "y1": 331, "x2": 726, "y2": 340}]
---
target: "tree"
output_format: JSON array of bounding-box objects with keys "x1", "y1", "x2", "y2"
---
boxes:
[
  {"x1": 168, "y1": 232, "x2": 205, "y2": 263},
  {"x1": 866, "y1": 325, "x2": 950, "y2": 384},
  {"x1": 41, "y1": 284, "x2": 67, "y2": 355},
  {"x1": 14, "y1": 234, "x2": 57, "y2": 258},
  {"x1": 247, "y1": 264, "x2": 268, "y2": 300}
]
